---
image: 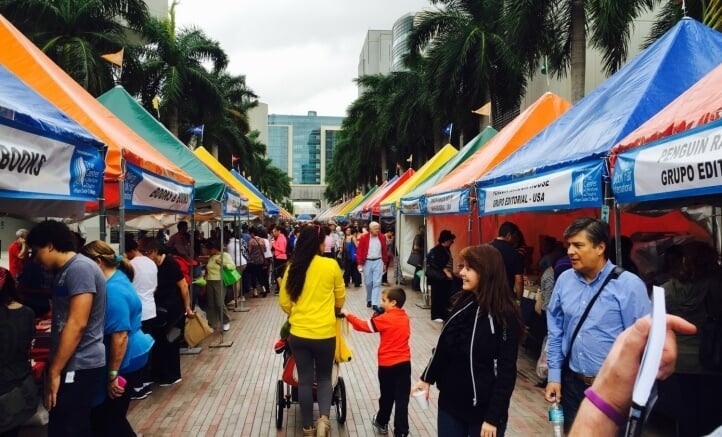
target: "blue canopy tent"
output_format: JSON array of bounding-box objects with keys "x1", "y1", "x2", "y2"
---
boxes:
[
  {"x1": 230, "y1": 169, "x2": 280, "y2": 216},
  {"x1": 477, "y1": 18, "x2": 722, "y2": 217},
  {"x1": 0, "y1": 65, "x2": 105, "y2": 218}
]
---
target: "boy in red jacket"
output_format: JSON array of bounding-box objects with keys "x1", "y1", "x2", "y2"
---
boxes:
[{"x1": 342, "y1": 287, "x2": 410, "y2": 437}]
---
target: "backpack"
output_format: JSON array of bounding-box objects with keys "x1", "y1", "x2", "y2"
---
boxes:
[{"x1": 248, "y1": 237, "x2": 265, "y2": 265}]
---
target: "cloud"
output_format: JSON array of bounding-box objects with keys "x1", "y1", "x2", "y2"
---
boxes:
[{"x1": 174, "y1": 0, "x2": 430, "y2": 115}]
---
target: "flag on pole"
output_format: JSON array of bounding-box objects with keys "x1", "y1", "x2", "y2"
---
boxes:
[
  {"x1": 188, "y1": 125, "x2": 204, "y2": 136},
  {"x1": 101, "y1": 48, "x2": 124, "y2": 67},
  {"x1": 405, "y1": 154, "x2": 413, "y2": 163},
  {"x1": 151, "y1": 95, "x2": 160, "y2": 118},
  {"x1": 442, "y1": 123, "x2": 453, "y2": 137},
  {"x1": 231, "y1": 154, "x2": 240, "y2": 163},
  {"x1": 472, "y1": 102, "x2": 491, "y2": 116}
]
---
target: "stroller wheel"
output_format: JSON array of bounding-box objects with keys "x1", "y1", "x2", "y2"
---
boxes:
[
  {"x1": 333, "y1": 377, "x2": 347, "y2": 424},
  {"x1": 275, "y1": 380, "x2": 284, "y2": 429}
]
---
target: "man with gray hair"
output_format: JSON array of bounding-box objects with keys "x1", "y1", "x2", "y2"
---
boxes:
[
  {"x1": 356, "y1": 222, "x2": 388, "y2": 312},
  {"x1": 8, "y1": 228, "x2": 28, "y2": 279}
]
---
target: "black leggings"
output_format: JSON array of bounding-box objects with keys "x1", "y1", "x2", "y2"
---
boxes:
[{"x1": 287, "y1": 335, "x2": 336, "y2": 428}]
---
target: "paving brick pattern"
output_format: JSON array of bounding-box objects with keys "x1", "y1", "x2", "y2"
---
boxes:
[{"x1": 128, "y1": 283, "x2": 552, "y2": 436}]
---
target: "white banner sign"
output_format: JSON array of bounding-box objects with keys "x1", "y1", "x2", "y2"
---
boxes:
[
  {"x1": 400, "y1": 197, "x2": 423, "y2": 215},
  {"x1": 0, "y1": 124, "x2": 103, "y2": 200},
  {"x1": 379, "y1": 203, "x2": 395, "y2": 218},
  {"x1": 224, "y1": 190, "x2": 249, "y2": 216},
  {"x1": 125, "y1": 163, "x2": 194, "y2": 213},
  {"x1": 478, "y1": 162, "x2": 603, "y2": 215},
  {"x1": 425, "y1": 189, "x2": 471, "y2": 215},
  {"x1": 613, "y1": 121, "x2": 722, "y2": 203}
]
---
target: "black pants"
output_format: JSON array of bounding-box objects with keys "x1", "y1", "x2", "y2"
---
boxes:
[
  {"x1": 561, "y1": 368, "x2": 588, "y2": 431},
  {"x1": 430, "y1": 280, "x2": 452, "y2": 320},
  {"x1": 48, "y1": 367, "x2": 104, "y2": 437},
  {"x1": 90, "y1": 368, "x2": 142, "y2": 437},
  {"x1": 343, "y1": 257, "x2": 361, "y2": 286},
  {"x1": 287, "y1": 335, "x2": 336, "y2": 429},
  {"x1": 150, "y1": 325, "x2": 181, "y2": 384},
  {"x1": 377, "y1": 361, "x2": 411, "y2": 436}
]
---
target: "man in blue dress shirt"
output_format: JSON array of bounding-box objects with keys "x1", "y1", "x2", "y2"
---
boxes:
[{"x1": 544, "y1": 217, "x2": 650, "y2": 429}]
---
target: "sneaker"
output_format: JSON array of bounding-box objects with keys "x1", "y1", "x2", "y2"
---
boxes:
[
  {"x1": 316, "y1": 415, "x2": 330, "y2": 437},
  {"x1": 432, "y1": 318, "x2": 444, "y2": 323},
  {"x1": 372, "y1": 414, "x2": 388, "y2": 434},
  {"x1": 130, "y1": 386, "x2": 152, "y2": 400},
  {"x1": 223, "y1": 323, "x2": 230, "y2": 331},
  {"x1": 159, "y1": 377, "x2": 182, "y2": 387}
]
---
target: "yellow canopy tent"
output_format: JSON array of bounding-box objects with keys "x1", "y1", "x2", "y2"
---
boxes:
[
  {"x1": 336, "y1": 192, "x2": 367, "y2": 217},
  {"x1": 194, "y1": 147, "x2": 264, "y2": 215},
  {"x1": 380, "y1": 144, "x2": 458, "y2": 210}
]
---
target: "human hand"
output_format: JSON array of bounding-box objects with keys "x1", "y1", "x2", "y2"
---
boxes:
[
  {"x1": 185, "y1": 307, "x2": 195, "y2": 318},
  {"x1": 107, "y1": 377, "x2": 125, "y2": 399},
  {"x1": 358, "y1": 266, "x2": 363, "y2": 272},
  {"x1": 545, "y1": 382, "x2": 562, "y2": 403},
  {"x1": 591, "y1": 315, "x2": 695, "y2": 415},
  {"x1": 480, "y1": 422, "x2": 497, "y2": 437},
  {"x1": 44, "y1": 371, "x2": 60, "y2": 411},
  {"x1": 411, "y1": 380, "x2": 430, "y2": 400}
]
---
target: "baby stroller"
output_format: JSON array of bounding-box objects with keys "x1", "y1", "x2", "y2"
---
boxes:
[{"x1": 275, "y1": 346, "x2": 347, "y2": 429}]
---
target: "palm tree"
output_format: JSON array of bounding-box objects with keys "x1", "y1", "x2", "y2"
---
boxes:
[
  {"x1": 508, "y1": 0, "x2": 658, "y2": 102},
  {"x1": 0, "y1": 0, "x2": 149, "y2": 96},
  {"x1": 134, "y1": 0, "x2": 227, "y2": 136},
  {"x1": 408, "y1": 0, "x2": 528, "y2": 132}
]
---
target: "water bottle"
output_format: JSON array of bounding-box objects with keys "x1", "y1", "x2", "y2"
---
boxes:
[{"x1": 548, "y1": 395, "x2": 564, "y2": 437}]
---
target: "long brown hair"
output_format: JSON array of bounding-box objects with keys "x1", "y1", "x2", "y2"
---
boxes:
[
  {"x1": 459, "y1": 244, "x2": 523, "y2": 329},
  {"x1": 81, "y1": 240, "x2": 135, "y2": 282},
  {"x1": 285, "y1": 225, "x2": 324, "y2": 302}
]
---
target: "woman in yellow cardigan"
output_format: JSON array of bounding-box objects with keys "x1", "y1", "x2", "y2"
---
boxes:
[{"x1": 279, "y1": 225, "x2": 346, "y2": 437}]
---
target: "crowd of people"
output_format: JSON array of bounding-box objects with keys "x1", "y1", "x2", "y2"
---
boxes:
[{"x1": 1, "y1": 215, "x2": 721, "y2": 437}]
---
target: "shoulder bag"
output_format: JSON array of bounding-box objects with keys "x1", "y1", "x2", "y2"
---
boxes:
[{"x1": 563, "y1": 266, "x2": 624, "y2": 369}]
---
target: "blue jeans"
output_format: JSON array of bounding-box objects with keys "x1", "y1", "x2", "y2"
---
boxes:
[
  {"x1": 438, "y1": 408, "x2": 506, "y2": 437},
  {"x1": 363, "y1": 258, "x2": 383, "y2": 306}
]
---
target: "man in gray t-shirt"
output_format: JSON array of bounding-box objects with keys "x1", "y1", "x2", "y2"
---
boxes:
[{"x1": 27, "y1": 221, "x2": 106, "y2": 437}]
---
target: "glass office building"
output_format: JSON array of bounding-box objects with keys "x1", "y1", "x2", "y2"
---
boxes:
[{"x1": 268, "y1": 112, "x2": 343, "y2": 185}]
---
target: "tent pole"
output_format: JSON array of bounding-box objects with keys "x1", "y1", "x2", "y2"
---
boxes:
[
  {"x1": 210, "y1": 206, "x2": 233, "y2": 348},
  {"x1": 614, "y1": 200, "x2": 622, "y2": 266},
  {"x1": 416, "y1": 214, "x2": 431, "y2": 309},
  {"x1": 394, "y1": 209, "x2": 401, "y2": 285},
  {"x1": 233, "y1": 204, "x2": 250, "y2": 313},
  {"x1": 98, "y1": 145, "x2": 108, "y2": 242},
  {"x1": 118, "y1": 152, "x2": 126, "y2": 254}
]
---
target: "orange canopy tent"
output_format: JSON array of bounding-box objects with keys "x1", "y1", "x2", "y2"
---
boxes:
[
  {"x1": 0, "y1": 15, "x2": 194, "y2": 212},
  {"x1": 426, "y1": 93, "x2": 571, "y2": 199}
]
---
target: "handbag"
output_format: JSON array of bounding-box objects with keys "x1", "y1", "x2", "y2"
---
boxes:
[
  {"x1": 184, "y1": 313, "x2": 214, "y2": 347},
  {"x1": 334, "y1": 318, "x2": 353, "y2": 363},
  {"x1": 222, "y1": 266, "x2": 241, "y2": 286},
  {"x1": 424, "y1": 264, "x2": 447, "y2": 281},
  {"x1": 407, "y1": 251, "x2": 423, "y2": 268}
]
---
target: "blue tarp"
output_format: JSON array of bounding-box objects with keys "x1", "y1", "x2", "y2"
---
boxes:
[
  {"x1": 230, "y1": 169, "x2": 280, "y2": 215},
  {"x1": 477, "y1": 18, "x2": 722, "y2": 214},
  {"x1": 0, "y1": 65, "x2": 105, "y2": 207}
]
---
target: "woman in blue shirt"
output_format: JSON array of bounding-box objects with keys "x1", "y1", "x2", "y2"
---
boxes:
[{"x1": 81, "y1": 241, "x2": 154, "y2": 437}]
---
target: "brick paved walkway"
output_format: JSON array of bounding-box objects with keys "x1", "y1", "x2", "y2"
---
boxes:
[{"x1": 128, "y1": 283, "x2": 550, "y2": 436}]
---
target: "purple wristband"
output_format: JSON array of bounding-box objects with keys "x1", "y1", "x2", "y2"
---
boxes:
[{"x1": 584, "y1": 387, "x2": 626, "y2": 427}]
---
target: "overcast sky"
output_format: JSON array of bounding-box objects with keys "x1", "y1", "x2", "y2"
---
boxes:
[{"x1": 174, "y1": 0, "x2": 431, "y2": 117}]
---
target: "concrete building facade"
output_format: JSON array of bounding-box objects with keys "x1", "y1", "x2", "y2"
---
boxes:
[{"x1": 358, "y1": 30, "x2": 392, "y2": 95}]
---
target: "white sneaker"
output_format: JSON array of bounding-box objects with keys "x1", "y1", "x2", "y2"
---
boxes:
[
  {"x1": 223, "y1": 323, "x2": 230, "y2": 331},
  {"x1": 432, "y1": 318, "x2": 444, "y2": 323}
]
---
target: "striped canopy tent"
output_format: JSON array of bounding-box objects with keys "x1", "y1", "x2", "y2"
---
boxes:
[{"x1": 0, "y1": 15, "x2": 195, "y2": 216}]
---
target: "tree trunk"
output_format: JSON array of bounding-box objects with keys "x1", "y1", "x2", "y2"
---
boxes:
[
  {"x1": 380, "y1": 147, "x2": 388, "y2": 182},
  {"x1": 168, "y1": 105, "x2": 179, "y2": 137},
  {"x1": 570, "y1": 0, "x2": 587, "y2": 103}
]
